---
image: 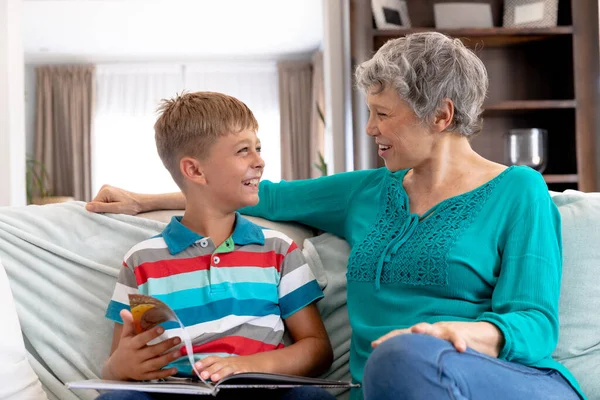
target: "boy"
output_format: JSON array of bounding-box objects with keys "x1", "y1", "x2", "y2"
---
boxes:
[{"x1": 100, "y1": 92, "x2": 334, "y2": 400}]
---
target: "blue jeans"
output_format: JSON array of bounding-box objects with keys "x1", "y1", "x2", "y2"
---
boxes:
[
  {"x1": 363, "y1": 333, "x2": 581, "y2": 400},
  {"x1": 96, "y1": 386, "x2": 335, "y2": 400}
]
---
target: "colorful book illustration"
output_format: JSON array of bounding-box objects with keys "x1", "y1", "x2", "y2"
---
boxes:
[{"x1": 66, "y1": 294, "x2": 358, "y2": 396}]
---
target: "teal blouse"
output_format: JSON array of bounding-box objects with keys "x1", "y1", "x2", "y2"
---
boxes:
[{"x1": 241, "y1": 166, "x2": 585, "y2": 400}]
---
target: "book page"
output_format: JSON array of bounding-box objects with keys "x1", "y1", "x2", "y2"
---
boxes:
[{"x1": 128, "y1": 294, "x2": 213, "y2": 390}]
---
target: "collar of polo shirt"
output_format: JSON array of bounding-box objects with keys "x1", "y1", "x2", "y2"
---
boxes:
[{"x1": 161, "y1": 212, "x2": 265, "y2": 255}]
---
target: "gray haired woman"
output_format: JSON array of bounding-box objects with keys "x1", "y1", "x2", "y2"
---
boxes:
[{"x1": 88, "y1": 32, "x2": 585, "y2": 400}]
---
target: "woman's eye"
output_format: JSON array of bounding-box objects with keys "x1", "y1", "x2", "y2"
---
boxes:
[
  {"x1": 238, "y1": 147, "x2": 249, "y2": 153},
  {"x1": 256, "y1": 147, "x2": 262, "y2": 153},
  {"x1": 377, "y1": 113, "x2": 387, "y2": 117}
]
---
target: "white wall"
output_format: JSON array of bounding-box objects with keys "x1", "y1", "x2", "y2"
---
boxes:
[
  {"x1": 24, "y1": 64, "x2": 35, "y2": 157},
  {"x1": 0, "y1": 0, "x2": 26, "y2": 207},
  {"x1": 322, "y1": 0, "x2": 353, "y2": 174}
]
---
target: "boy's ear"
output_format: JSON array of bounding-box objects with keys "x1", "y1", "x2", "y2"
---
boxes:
[{"x1": 180, "y1": 156, "x2": 207, "y2": 185}]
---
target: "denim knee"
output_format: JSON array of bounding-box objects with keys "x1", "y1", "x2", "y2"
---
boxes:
[
  {"x1": 96, "y1": 390, "x2": 155, "y2": 400},
  {"x1": 280, "y1": 386, "x2": 337, "y2": 400},
  {"x1": 365, "y1": 333, "x2": 451, "y2": 372},
  {"x1": 363, "y1": 334, "x2": 456, "y2": 399}
]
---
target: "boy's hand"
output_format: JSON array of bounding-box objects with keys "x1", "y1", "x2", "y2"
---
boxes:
[
  {"x1": 194, "y1": 355, "x2": 260, "y2": 382},
  {"x1": 105, "y1": 309, "x2": 182, "y2": 381}
]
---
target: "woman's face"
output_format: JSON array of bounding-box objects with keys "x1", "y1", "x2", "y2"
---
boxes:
[{"x1": 366, "y1": 86, "x2": 436, "y2": 172}]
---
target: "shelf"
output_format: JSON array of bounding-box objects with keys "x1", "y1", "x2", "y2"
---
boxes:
[
  {"x1": 483, "y1": 100, "x2": 576, "y2": 112},
  {"x1": 543, "y1": 174, "x2": 579, "y2": 184},
  {"x1": 373, "y1": 26, "x2": 574, "y2": 47}
]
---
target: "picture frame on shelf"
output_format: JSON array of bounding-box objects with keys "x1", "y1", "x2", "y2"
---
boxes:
[
  {"x1": 372, "y1": 0, "x2": 411, "y2": 29},
  {"x1": 433, "y1": 3, "x2": 494, "y2": 29},
  {"x1": 503, "y1": 0, "x2": 558, "y2": 28}
]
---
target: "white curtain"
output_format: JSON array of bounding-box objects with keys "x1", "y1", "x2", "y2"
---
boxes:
[
  {"x1": 93, "y1": 64, "x2": 184, "y2": 194},
  {"x1": 184, "y1": 62, "x2": 280, "y2": 183},
  {"x1": 93, "y1": 62, "x2": 280, "y2": 196}
]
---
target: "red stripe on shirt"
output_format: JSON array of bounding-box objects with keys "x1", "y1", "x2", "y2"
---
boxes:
[
  {"x1": 134, "y1": 251, "x2": 283, "y2": 285},
  {"x1": 212, "y1": 251, "x2": 283, "y2": 271},
  {"x1": 134, "y1": 255, "x2": 212, "y2": 285},
  {"x1": 286, "y1": 242, "x2": 298, "y2": 255},
  {"x1": 180, "y1": 336, "x2": 285, "y2": 357}
]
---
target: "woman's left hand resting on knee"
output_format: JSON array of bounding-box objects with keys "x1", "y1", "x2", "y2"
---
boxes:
[{"x1": 372, "y1": 321, "x2": 505, "y2": 358}]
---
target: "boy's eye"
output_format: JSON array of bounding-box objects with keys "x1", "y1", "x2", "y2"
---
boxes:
[{"x1": 256, "y1": 147, "x2": 262, "y2": 153}]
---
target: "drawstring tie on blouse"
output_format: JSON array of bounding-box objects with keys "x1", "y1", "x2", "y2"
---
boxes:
[{"x1": 375, "y1": 214, "x2": 419, "y2": 290}]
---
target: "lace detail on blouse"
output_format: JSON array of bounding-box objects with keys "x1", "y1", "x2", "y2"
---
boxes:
[{"x1": 346, "y1": 170, "x2": 508, "y2": 286}]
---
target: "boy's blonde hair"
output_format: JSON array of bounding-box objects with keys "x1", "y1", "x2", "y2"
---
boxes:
[{"x1": 154, "y1": 91, "x2": 259, "y2": 187}]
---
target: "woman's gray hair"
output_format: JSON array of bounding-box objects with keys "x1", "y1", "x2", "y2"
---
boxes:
[{"x1": 355, "y1": 32, "x2": 488, "y2": 137}]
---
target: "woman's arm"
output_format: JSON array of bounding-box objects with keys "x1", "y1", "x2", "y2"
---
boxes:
[
  {"x1": 86, "y1": 185, "x2": 185, "y2": 214},
  {"x1": 476, "y1": 192, "x2": 562, "y2": 364},
  {"x1": 88, "y1": 169, "x2": 377, "y2": 238},
  {"x1": 239, "y1": 170, "x2": 375, "y2": 237}
]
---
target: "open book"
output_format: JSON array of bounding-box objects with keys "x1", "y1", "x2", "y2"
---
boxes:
[
  {"x1": 66, "y1": 294, "x2": 358, "y2": 396},
  {"x1": 67, "y1": 373, "x2": 359, "y2": 396}
]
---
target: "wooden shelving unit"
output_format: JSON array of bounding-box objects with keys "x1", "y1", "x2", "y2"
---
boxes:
[
  {"x1": 350, "y1": 0, "x2": 600, "y2": 192},
  {"x1": 373, "y1": 26, "x2": 574, "y2": 48},
  {"x1": 543, "y1": 174, "x2": 579, "y2": 184},
  {"x1": 483, "y1": 100, "x2": 576, "y2": 112}
]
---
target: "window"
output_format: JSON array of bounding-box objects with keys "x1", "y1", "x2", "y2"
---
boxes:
[{"x1": 93, "y1": 62, "x2": 281, "y2": 195}]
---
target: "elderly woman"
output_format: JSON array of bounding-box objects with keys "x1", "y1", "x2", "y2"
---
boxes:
[{"x1": 87, "y1": 33, "x2": 584, "y2": 400}]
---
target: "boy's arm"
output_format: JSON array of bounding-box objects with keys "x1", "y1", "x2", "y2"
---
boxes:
[
  {"x1": 195, "y1": 305, "x2": 332, "y2": 381},
  {"x1": 195, "y1": 237, "x2": 332, "y2": 381},
  {"x1": 252, "y1": 303, "x2": 333, "y2": 376}
]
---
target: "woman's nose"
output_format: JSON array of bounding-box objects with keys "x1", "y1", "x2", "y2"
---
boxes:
[{"x1": 366, "y1": 116, "x2": 379, "y2": 137}]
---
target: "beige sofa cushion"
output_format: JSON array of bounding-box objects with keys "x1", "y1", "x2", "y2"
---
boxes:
[{"x1": 551, "y1": 191, "x2": 600, "y2": 399}]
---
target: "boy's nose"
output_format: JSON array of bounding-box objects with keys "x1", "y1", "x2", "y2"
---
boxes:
[{"x1": 254, "y1": 154, "x2": 265, "y2": 170}]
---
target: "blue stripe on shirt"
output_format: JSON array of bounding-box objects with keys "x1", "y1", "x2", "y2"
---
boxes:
[
  {"x1": 105, "y1": 300, "x2": 130, "y2": 324},
  {"x1": 279, "y1": 280, "x2": 324, "y2": 318},
  {"x1": 151, "y1": 282, "x2": 279, "y2": 310},
  {"x1": 139, "y1": 267, "x2": 279, "y2": 294},
  {"x1": 174, "y1": 298, "x2": 280, "y2": 326}
]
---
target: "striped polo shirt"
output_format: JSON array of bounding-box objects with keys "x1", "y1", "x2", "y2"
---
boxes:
[{"x1": 105, "y1": 213, "x2": 324, "y2": 374}]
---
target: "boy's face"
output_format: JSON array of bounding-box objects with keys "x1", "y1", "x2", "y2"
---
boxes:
[{"x1": 196, "y1": 129, "x2": 264, "y2": 210}]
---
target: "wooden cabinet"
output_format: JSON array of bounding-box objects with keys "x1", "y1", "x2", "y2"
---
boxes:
[{"x1": 351, "y1": 0, "x2": 599, "y2": 191}]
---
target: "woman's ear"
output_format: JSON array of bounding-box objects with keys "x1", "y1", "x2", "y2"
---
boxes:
[
  {"x1": 434, "y1": 98, "x2": 454, "y2": 133},
  {"x1": 180, "y1": 156, "x2": 206, "y2": 185}
]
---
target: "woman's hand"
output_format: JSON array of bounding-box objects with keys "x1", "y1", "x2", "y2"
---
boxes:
[
  {"x1": 86, "y1": 185, "x2": 186, "y2": 215},
  {"x1": 372, "y1": 321, "x2": 504, "y2": 358},
  {"x1": 103, "y1": 310, "x2": 182, "y2": 381},
  {"x1": 86, "y1": 185, "x2": 143, "y2": 215},
  {"x1": 194, "y1": 355, "x2": 262, "y2": 382}
]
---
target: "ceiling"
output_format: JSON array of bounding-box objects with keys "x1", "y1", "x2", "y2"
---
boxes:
[{"x1": 22, "y1": 0, "x2": 323, "y2": 63}]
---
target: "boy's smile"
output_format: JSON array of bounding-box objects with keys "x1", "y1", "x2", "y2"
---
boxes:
[{"x1": 242, "y1": 177, "x2": 261, "y2": 191}]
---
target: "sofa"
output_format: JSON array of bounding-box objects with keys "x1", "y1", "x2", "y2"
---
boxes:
[{"x1": 0, "y1": 189, "x2": 599, "y2": 400}]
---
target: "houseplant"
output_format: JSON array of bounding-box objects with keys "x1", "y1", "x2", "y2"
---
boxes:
[{"x1": 26, "y1": 155, "x2": 74, "y2": 205}]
